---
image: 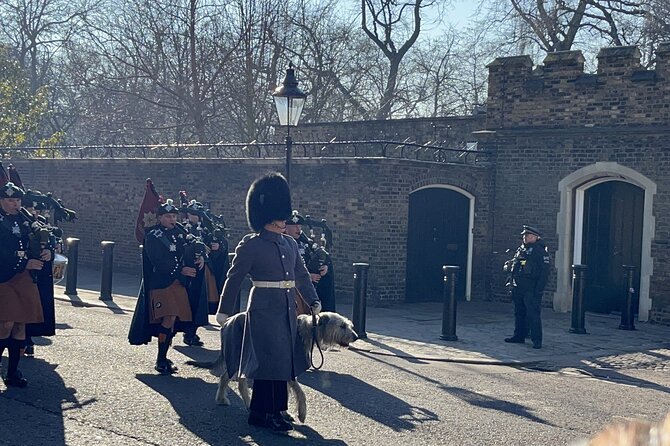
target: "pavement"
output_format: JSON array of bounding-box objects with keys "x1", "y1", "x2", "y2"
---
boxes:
[{"x1": 54, "y1": 266, "x2": 670, "y2": 368}]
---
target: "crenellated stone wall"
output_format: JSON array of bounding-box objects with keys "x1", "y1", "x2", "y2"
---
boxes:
[{"x1": 482, "y1": 43, "x2": 670, "y2": 323}]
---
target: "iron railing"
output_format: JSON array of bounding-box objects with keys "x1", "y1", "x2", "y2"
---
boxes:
[{"x1": 0, "y1": 140, "x2": 489, "y2": 165}]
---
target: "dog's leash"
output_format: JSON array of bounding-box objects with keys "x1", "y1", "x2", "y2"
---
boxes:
[
  {"x1": 309, "y1": 309, "x2": 325, "y2": 370},
  {"x1": 295, "y1": 287, "x2": 325, "y2": 370}
]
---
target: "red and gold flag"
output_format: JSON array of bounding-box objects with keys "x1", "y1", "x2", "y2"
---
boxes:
[
  {"x1": 135, "y1": 178, "x2": 162, "y2": 243},
  {"x1": 0, "y1": 161, "x2": 8, "y2": 186}
]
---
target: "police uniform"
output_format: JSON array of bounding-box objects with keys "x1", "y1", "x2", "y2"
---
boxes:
[
  {"x1": 504, "y1": 225, "x2": 550, "y2": 348},
  {"x1": 0, "y1": 182, "x2": 44, "y2": 387},
  {"x1": 217, "y1": 173, "x2": 320, "y2": 432}
]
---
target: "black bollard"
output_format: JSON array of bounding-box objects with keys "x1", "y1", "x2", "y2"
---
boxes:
[
  {"x1": 100, "y1": 241, "x2": 115, "y2": 301},
  {"x1": 352, "y1": 263, "x2": 369, "y2": 339},
  {"x1": 440, "y1": 265, "x2": 460, "y2": 341},
  {"x1": 619, "y1": 265, "x2": 636, "y2": 330},
  {"x1": 64, "y1": 237, "x2": 80, "y2": 296},
  {"x1": 569, "y1": 264, "x2": 588, "y2": 334}
]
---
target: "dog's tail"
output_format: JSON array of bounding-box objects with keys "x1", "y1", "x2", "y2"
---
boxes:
[{"x1": 185, "y1": 355, "x2": 225, "y2": 377}]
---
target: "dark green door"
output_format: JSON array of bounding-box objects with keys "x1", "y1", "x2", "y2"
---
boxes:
[
  {"x1": 406, "y1": 188, "x2": 469, "y2": 302},
  {"x1": 582, "y1": 181, "x2": 643, "y2": 313}
]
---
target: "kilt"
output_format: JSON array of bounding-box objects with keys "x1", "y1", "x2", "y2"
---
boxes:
[
  {"x1": 204, "y1": 265, "x2": 219, "y2": 304},
  {"x1": 0, "y1": 271, "x2": 44, "y2": 323},
  {"x1": 149, "y1": 280, "x2": 192, "y2": 323}
]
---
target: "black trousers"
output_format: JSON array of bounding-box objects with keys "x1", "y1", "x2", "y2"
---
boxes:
[
  {"x1": 512, "y1": 288, "x2": 542, "y2": 345},
  {"x1": 249, "y1": 379, "x2": 288, "y2": 414}
]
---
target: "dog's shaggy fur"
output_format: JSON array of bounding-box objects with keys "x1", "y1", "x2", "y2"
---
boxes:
[{"x1": 187, "y1": 311, "x2": 358, "y2": 423}]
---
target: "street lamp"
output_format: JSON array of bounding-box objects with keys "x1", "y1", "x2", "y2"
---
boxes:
[{"x1": 272, "y1": 62, "x2": 306, "y2": 187}]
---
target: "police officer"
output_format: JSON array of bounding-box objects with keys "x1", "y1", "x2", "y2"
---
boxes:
[
  {"x1": 503, "y1": 225, "x2": 550, "y2": 349},
  {"x1": 0, "y1": 182, "x2": 50, "y2": 387}
]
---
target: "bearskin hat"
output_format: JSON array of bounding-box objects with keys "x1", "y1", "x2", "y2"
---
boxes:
[{"x1": 246, "y1": 172, "x2": 292, "y2": 232}]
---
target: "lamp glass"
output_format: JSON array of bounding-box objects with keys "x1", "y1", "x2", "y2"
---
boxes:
[{"x1": 274, "y1": 96, "x2": 305, "y2": 127}]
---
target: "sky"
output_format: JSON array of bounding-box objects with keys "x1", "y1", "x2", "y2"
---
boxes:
[{"x1": 421, "y1": 0, "x2": 481, "y2": 36}]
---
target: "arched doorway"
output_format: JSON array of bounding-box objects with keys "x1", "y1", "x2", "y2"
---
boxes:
[
  {"x1": 555, "y1": 162, "x2": 656, "y2": 321},
  {"x1": 405, "y1": 186, "x2": 473, "y2": 302},
  {"x1": 579, "y1": 180, "x2": 644, "y2": 313}
]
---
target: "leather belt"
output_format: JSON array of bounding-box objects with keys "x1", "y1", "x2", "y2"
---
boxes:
[{"x1": 252, "y1": 280, "x2": 295, "y2": 289}]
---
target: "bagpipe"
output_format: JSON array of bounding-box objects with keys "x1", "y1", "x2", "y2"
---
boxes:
[
  {"x1": 178, "y1": 193, "x2": 229, "y2": 246},
  {"x1": 298, "y1": 215, "x2": 332, "y2": 275},
  {"x1": 5, "y1": 163, "x2": 74, "y2": 284},
  {"x1": 174, "y1": 222, "x2": 208, "y2": 270},
  {"x1": 23, "y1": 189, "x2": 77, "y2": 224},
  {"x1": 17, "y1": 208, "x2": 62, "y2": 283}
]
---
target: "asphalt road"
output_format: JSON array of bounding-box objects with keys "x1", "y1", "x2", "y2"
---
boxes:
[{"x1": 2, "y1": 301, "x2": 670, "y2": 446}]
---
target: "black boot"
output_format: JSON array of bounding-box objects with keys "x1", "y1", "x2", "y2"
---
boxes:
[
  {"x1": 0, "y1": 336, "x2": 8, "y2": 361},
  {"x1": 155, "y1": 329, "x2": 177, "y2": 375},
  {"x1": 4, "y1": 338, "x2": 28, "y2": 387},
  {"x1": 183, "y1": 327, "x2": 204, "y2": 347},
  {"x1": 24, "y1": 337, "x2": 34, "y2": 356}
]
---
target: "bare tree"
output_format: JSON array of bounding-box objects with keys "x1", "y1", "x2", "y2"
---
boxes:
[
  {"x1": 361, "y1": 0, "x2": 436, "y2": 119},
  {"x1": 83, "y1": 0, "x2": 242, "y2": 143}
]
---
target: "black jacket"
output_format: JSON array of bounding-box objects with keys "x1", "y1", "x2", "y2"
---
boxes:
[
  {"x1": 509, "y1": 239, "x2": 550, "y2": 295},
  {"x1": 144, "y1": 225, "x2": 188, "y2": 290},
  {"x1": 0, "y1": 210, "x2": 32, "y2": 283}
]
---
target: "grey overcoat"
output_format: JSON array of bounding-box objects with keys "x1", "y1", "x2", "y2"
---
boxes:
[{"x1": 218, "y1": 229, "x2": 319, "y2": 380}]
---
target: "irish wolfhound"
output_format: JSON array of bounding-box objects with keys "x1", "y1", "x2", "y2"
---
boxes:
[{"x1": 187, "y1": 311, "x2": 358, "y2": 423}]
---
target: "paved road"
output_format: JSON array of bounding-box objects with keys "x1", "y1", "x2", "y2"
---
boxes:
[{"x1": 2, "y1": 300, "x2": 670, "y2": 445}]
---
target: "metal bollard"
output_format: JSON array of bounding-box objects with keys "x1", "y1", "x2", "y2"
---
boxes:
[
  {"x1": 569, "y1": 264, "x2": 588, "y2": 334},
  {"x1": 352, "y1": 263, "x2": 369, "y2": 339},
  {"x1": 100, "y1": 241, "x2": 115, "y2": 301},
  {"x1": 65, "y1": 237, "x2": 80, "y2": 296},
  {"x1": 440, "y1": 265, "x2": 460, "y2": 341},
  {"x1": 619, "y1": 265, "x2": 636, "y2": 330}
]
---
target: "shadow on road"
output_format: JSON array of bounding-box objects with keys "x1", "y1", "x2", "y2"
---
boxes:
[
  {"x1": 300, "y1": 369, "x2": 437, "y2": 432},
  {"x1": 137, "y1": 373, "x2": 348, "y2": 445},
  {"x1": 1, "y1": 358, "x2": 91, "y2": 446},
  {"x1": 442, "y1": 386, "x2": 556, "y2": 426}
]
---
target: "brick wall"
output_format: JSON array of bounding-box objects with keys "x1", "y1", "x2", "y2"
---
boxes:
[
  {"x1": 483, "y1": 43, "x2": 670, "y2": 322},
  {"x1": 9, "y1": 157, "x2": 491, "y2": 304}
]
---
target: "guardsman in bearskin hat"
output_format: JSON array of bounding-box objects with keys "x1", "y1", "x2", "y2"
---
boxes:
[
  {"x1": 215, "y1": 172, "x2": 321, "y2": 432},
  {"x1": 503, "y1": 225, "x2": 551, "y2": 349},
  {"x1": 129, "y1": 199, "x2": 200, "y2": 374},
  {"x1": 0, "y1": 182, "x2": 51, "y2": 387}
]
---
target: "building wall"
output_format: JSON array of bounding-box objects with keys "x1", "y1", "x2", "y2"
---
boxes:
[
  {"x1": 482, "y1": 43, "x2": 670, "y2": 322},
  {"x1": 9, "y1": 157, "x2": 491, "y2": 304}
]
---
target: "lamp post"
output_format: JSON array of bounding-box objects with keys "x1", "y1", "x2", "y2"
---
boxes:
[{"x1": 272, "y1": 62, "x2": 306, "y2": 187}]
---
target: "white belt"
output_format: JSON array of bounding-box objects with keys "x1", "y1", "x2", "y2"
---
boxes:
[{"x1": 252, "y1": 280, "x2": 295, "y2": 289}]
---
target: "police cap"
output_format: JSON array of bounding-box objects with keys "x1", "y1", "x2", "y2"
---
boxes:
[{"x1": 521, "y1": 225, "x2": 541, "y2": 237}]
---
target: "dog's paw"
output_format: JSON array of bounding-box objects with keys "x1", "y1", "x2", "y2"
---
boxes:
[{"x1": 215, "y1": 389, "x2": 231, "y2": 406}]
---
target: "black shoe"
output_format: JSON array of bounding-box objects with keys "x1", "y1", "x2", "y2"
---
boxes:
[
  {"x1": 24, "y1": 345, "x2": 34, "y2": 356},
  {"x1": 248, "y1": 412, "x2": 293, "y2": 432},
  {"x1": 248, "y1": 411, "x2": 267, "y2": 427},
  {"x1": 504, "y1": 337, "x2": 525, "y2": 344},
  {"x1": 268, "y1": 412, "x2": 293, "y2": 432},
  {"x1": 280, "y1": 411, "x2": 295, "y2": 423},
  {"x1": 155, "y1": 359, "x2": 178, "y2": 375},
  {"x1": 532, "y1": 343, "x2": 542, "y2": 349},
  {"x1": 4, "y1": 371, "x2": 28, "y2": 388},
  {"x1": 183, "y1": 336, "x2": 204, "y2": 347}
]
